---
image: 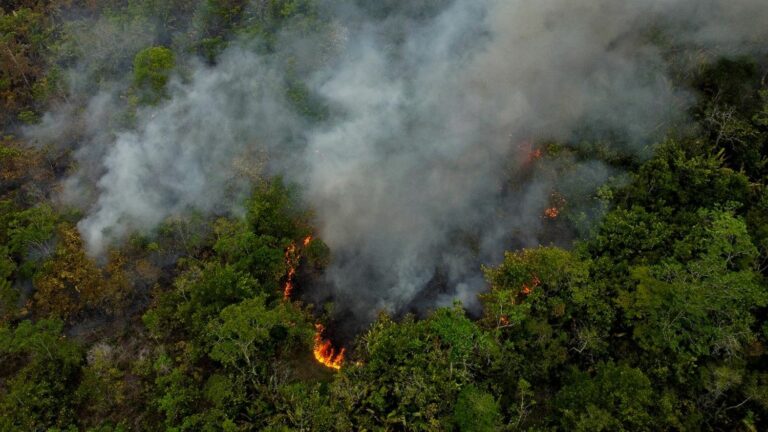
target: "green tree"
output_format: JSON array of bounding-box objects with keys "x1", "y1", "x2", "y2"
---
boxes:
[
  {"x1": 0, "y1": 319, "x2": 82, "y2": 431},
  {"x1": 452, "y1": 386, "x2": 501, "y2": 432},
  {"x1": 206, "y1": 295, "x2": 313, "y2": 386},
  {"x1": 133, "y1": 46, "x2": 175, "y2": 104},
  {"x1": 618, "y1": 209, "x2": 767, "y2": 364},
  {"x1": 556, "y1": 363, "x2": 654, "y2": 431},
  {"x1": 332, "y1": 306, "x2": 497, "y2": 431},
  {"x1": 481, "y1": 247, "x2": 611, "y2": 378},
  {"x1": 0, "y1": 7, "x2": 52, "y2": 125}
]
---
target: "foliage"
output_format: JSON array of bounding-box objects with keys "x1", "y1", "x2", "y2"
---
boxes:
[
  {"x1": 132, "y1": 46, "x2": 174, "y2": 104},
  {"x1": 619, "y1": 209, "x2": 767, "y2": 364},
  {"x1": 0, "y1": 7, "x2": 51, "y2": 126},
  {"x1": 3, "y1": 1, "x2": 768, "y2": 430},
  {"x1": 452, "y1": 385, "x2": 501, "y2": 432},
  {"x1": 556, "y1": 363, "x2": 654, "y2": 431},
  {"x1": 207, "y1": 295, "x2": 313, "y2": 384},
  {"x1": 331, "y1": 306, "x2": 498, "y2": 430},
  {"x1": 33, "y1": 224, "x2": 130, "y2": 321},
  {"x1": 0, "y1": 319, "x2": 82, "y2": 431}
]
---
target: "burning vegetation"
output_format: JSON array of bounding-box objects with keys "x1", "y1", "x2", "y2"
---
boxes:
[
  {"x1": 521, "y1": 275, "x2": 541, "y2": 295},
  {"x1": 3, "y1": 0, "x2": 768, "y2": 430},
  {"x1": 313, "y1": 323, "x2": 346, "y2": 370},
  {"x1": 282, "y1": 242, "x2": 298, "y2": 299},
  {"x1": 496, "y1": 274, "x2": 540, "y2": 327},
  {"x1": 543, "y1": 207, "x2": 560, "y2": 219},
  {"x1": 518, "y1": 140, "x2": 544, "y2": 167},
  {"x1": 528, "y1": 148, "x2": 543, "y2": 163},
  {"x1": 282, "y1": 235, "x2": 312, "y2": 299},
  {"x1": 281, "y1": 235, "x2": 346, "y2": 370},
  {"x1": 544, "y1": 192, "x2": 567, "y2": 220}
]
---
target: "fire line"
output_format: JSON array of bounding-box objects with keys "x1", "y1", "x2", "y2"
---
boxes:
[{"x1": 313, "y1": 323, "x2": 345, "y2": 370}]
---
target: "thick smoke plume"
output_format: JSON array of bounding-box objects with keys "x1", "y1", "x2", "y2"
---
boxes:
[{"x1": 29, "y1": 0, "x2": 768, "y2": 326}]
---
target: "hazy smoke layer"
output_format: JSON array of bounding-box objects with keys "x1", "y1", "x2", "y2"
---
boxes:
[{"x1": 30, "y1": 0, "x2": 768, "y2": 325}]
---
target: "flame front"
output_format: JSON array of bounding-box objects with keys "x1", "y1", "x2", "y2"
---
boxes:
[
  {"x1": 521, "y1": 275, "x2": 541, "y2": 295},
  {"x1": 518, "y1": 140, "x2": 543, "y2": 167},
  {"x1": 282, "y1": 236, "x2": 313, "y2": 300},
  {"x1": 543, "y1": 207, "x2": 560, "y2": 219},
  {"x1": 282, "y1": 237, "x2": 345, "y2": 370},
  {"x1": 313, "y1": 324, "x2": 345, "y2": 370},
  {"x1": 283, "y1": 242, "x2": 298, "y2": 299},
  {"x1": 543, "y1": 192, "x2": 566, "y2": 219}
]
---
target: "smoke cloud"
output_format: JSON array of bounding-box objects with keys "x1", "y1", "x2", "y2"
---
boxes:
[{"x1": 28, "y1": 0, "x2": 768, "y2": 326}]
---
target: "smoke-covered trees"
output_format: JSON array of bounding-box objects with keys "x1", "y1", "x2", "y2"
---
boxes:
[
  {"x1": 127, "y1": 180, "x2": 330, "y2": 430},
  {"x1": 3, "y1": 0, "x2": 768, "y2": 431},
  {"x1": 132, "y1": 46, "x2": 175, "y2": 104},
  {"x1": 33, "y1": 224, "x2": 132, "y2": 321}
]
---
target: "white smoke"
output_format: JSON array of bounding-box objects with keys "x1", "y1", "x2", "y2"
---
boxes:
[{"x1": 28, "y1": 0, "x2": 768, "y2": 324}]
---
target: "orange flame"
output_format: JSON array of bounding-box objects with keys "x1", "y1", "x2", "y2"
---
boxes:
[
  {"x1": 282, "y1": 235, "x2": 314, "y2": 300},
  {"x1": 543, "y1": 207, "x2": 560, "y2": 219},
  {"x1": 283, "y1": 276, "x2": 295, "y2": 299},
  {"x1": 283, "y1": 242, "x2": 298, "y2": 299},
  {"x1": 518, "y1": 140, "x2": 543, "y2": 166},
  {"x1": 544, "y1": 192, "x2": 566, "y2": 219},
  {"x1": 313, "y1": 324, "x2": 345, "y2": 370},
  {"x1": 529, "y1": 148, "x2": 542, "y2": 162},
  {"x1": 521, "y1": 275, "x2": 541, "y2": 296}
]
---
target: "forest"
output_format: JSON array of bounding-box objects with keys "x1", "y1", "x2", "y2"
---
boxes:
[{"x1": 2, "y1": 0, "x2": 768, "y2": 431}]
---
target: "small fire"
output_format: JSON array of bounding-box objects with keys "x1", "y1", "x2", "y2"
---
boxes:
[
  {"x1": 543, "y1": 192, "x2": 566, "y2": 219},
  {"x1": 499, "y1": 315, "x2": 510, "y2": 326},
  {"x1": 543, "y1": 207, "x2": 560, "y2": 219},
  {"x1": 529, "y1": 148, "x2": 542, "y2": 162},
  {"x1": 313, "y1": 324, "x2": 345, "y2": 370},
  {"x1": 281, "y1": 236, "x2": 345, "y2": 370},
  {"x1": 282, "y1": 235, "x2": 314, "y2": 300},
  {"x1": 283, "y1": 242, "x2": 298, "y2": 299},
  {"x1": 518, "y1": 140, "x2": 544, "y2": 166},
  {"x1": 521, "y1": 275, "x2": 541, "y2": 295}
]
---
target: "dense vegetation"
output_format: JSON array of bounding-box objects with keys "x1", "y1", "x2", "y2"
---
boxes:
[{"x1": 2, "y1": 1, "x2": 768, "y2": 431}]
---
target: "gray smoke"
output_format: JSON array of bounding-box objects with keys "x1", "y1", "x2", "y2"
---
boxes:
[{"x1": 28, "y1": 0, "x2": 768, "y2": 325}]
